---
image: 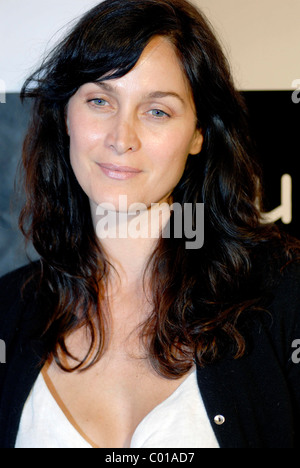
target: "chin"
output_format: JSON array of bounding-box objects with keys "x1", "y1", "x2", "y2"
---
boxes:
[{"x1": 89, "y1": 193, "x2": 145, "y2": 213}]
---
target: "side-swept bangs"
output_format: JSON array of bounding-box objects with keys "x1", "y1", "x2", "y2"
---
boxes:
[{"x1": 21, "y1": 0, "x2": 199, "y2": 104}]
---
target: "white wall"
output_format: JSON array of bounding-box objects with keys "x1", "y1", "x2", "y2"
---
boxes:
[
  {"x1": 0, "y1": 0, "x2": 100, "y2": 92},
  {"x1": 1, "y1": 0, "x2": 299, "y2": 92}
]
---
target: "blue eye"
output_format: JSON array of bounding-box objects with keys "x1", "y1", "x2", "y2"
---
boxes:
[
  {"x1": 91, "y1": 98, "x2": 107, "y2": 106},
  {"x1": 149, "y1": 109, "x2": 169, "y2": 118}
]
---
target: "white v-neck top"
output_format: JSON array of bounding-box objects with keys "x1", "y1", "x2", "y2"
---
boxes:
[{"x1": 15, "y1": 370, "x2": 219, "y2": 448}]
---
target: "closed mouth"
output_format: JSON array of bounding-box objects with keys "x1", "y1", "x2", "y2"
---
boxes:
[{"x1": 98, "y1": 163, "x2": 142, "y2": 173}]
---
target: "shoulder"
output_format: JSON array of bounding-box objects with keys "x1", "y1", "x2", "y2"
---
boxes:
[
  {"x1": 0, "y1": 261, "x2": 42, "y2": 341},
  {"x1": 268, "y1": 260, "x2": 300, "y2": 337},
  {"x1": 0, "y1": 261, "x2": 41, "y2": 305},
  {"x1": 271, "y1": 261, "x2": 300, "y2": 309},
  {"x1": 252, "y1": 231, "x2": 300, "y2": 332},
  {"x1": 250, "y1": 259, "x2": 300, "y2": 366}
]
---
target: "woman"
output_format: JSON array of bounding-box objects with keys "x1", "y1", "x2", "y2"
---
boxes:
[{"x1": 0, "y1": 0, "x2": 299, "y2": 448}]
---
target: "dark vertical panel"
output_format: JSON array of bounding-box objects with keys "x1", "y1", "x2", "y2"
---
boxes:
[
  {"x1": 0, "y1": 94, "x2": 38, "y2": 277},
  {"x1": 243, "y1": 91, "x2": 299, "y2": 238}
]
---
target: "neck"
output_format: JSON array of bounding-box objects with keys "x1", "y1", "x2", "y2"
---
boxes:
[{"x1": 90, "y1": 200, "x2": 171, "y2": 291}]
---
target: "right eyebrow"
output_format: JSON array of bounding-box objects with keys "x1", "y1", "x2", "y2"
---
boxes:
[{"x1": 94, "y1": 81, "x2": 115, "y2": 92}]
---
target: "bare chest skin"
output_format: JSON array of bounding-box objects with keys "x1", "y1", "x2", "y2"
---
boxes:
[{"x1": 43, "y1": 291, "x2": 192, "y2": 448}]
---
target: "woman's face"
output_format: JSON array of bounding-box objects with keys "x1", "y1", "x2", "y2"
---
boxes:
[{"x1": 66, "y1": 36, "x2": 203, "y2": 211}]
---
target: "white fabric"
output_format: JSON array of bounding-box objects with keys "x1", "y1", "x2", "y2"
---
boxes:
[{"x1": 15, "y1": 369, "x2": 219, "y2": 448}]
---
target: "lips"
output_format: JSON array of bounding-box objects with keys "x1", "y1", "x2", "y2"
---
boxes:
[
  {"x1": 98, "y1": 163, "x2": 142, "y2": 173},
  {"x1": 97, "y1": 162, "x2": 142, "y2": 180}
]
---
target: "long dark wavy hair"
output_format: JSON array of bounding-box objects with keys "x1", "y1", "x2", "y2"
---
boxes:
[{"x1": 19, "y1": 0, "x2": 299, "y2": 377}]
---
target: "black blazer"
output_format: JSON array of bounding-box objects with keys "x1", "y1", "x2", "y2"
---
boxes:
[{"x1": 0, "y1": 261, "x2": 300, "y2": 448}]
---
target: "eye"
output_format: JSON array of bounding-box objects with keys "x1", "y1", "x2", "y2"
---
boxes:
[
  {"x1": 88, "y1": 98, "x2": 108, "y2": 107},
  {"x1": 148, "y1": 109, "x2": 170, "y2": 119}
]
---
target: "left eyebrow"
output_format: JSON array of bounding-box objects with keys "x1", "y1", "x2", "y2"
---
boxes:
[{"x1": 145, "y1": 91, "x2": 185, "y2": 106}]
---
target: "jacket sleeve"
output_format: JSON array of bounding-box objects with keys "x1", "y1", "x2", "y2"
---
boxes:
[{"x1": 0, "y1": 262, "x2": 43, "y2": 448}]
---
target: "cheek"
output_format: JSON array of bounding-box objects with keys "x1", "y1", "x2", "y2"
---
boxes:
[
  {"x1": 68, "y1": 118, "x2": 95, "y2": 187},
  {"x1": 148, "y1": 132, "x2": 191, "y2": 180},
  {"x1": 68, "y1": 116, "x2": 103, "y2": 161},
  {"x1": 146, "y1": 152, "x2": 187, "y2": 202}
]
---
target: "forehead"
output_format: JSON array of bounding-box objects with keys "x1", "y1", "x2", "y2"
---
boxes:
[{"x1": 134, "y1": 36, "x2": 183, "y2": 73}]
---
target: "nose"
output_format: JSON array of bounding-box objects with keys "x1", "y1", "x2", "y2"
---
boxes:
[{"x1": 105, "y1": 113, "x2": 141, "y2": 155}]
